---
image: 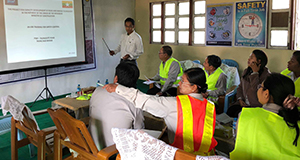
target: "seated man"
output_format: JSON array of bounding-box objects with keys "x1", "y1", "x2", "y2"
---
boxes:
[
  {"x1": 89, "y1": 62, "x2": 144, "y2": 150},
  {"x1": 281, "y1": 51, "x2": 300, "y2": 98},
  {"x1": 202, "y1": 55, "x2": 227, "y2": 103},
  {"x1": 147, "y1": 45, "x2": 183, "y2": 96}
]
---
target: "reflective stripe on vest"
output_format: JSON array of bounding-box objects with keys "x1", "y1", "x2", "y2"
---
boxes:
[
  {"x1": 159, "y1": 57, "x2": 183, "y2": 85},
  {"x1": 281, "y1": 68, "x2": 300, "y2": 98},
  {"x1": 172, "y1": 95, "x2": 217, "y2": 155},
  {"x1": 204, "y1": 67, "x2": 224, "y2": 91},
  {"x1": 230, "y1": 108, "x2": 300, "y2": 160}
]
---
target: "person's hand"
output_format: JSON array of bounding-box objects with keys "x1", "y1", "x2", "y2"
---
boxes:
[
  {"x1": 109, "y1": 51, "x2": 115, "y2": 56},
  {"x1": 122, "y1": 54, "x2": 130, "y2": 60},
  {"x1": 201, "y1": 92, "x2": 209, "y2": 98},
  {"x1": 283, "y1": 95, "x2": 300, "y2": 110},
  {"x1": 103, "y1": 84, "x2": 118, "y2": 93},
  {"x1": 239, "y1": 99, "x2": 247, "y2": 107},
  {"x1": 156, "y1": 92, "x2": 163, "y2": 96},
  {"x1": 249, "y1": 61, "x2": 260, "y2": 72},
  {"x1": 295, "y1": 97, "x2": 300, "y2": 106}
]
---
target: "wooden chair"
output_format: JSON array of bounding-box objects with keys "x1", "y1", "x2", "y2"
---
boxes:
[
  {"x1": 47, "y1": 108, "x2": 118, "y2": 160},
  {"x1": 11, "y1": 108, "x2": 56, "y2": 160}
]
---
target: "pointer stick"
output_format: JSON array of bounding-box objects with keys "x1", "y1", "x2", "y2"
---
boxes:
[{"x1": 102, "y1": 38, "x2": 111, "y2": 51}]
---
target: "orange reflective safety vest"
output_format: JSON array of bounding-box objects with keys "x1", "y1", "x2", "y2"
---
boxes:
[{"x1": 172, "y1": 95, "x2": 217, "y2": 156}]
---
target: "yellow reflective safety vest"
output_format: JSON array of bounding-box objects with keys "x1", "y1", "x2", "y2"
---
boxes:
[
  {"x1": 159, "y1": 57, "x2": 183, "y2": 85},
  {"x1": 230, "y1": 107, "x2": 300, "y2": 160},
  {"x1": 204, "y1": 67, "x2": 224, "y2": 91},
  {"x1": 281, "y1": 68, "x2": 300, "y2": 98},
  {"x1": 204, "y1": 67, "x2": 224, "y2": 103},
  {"x1": 172, "y1": 95, "x2": 217, "y2": 156}
]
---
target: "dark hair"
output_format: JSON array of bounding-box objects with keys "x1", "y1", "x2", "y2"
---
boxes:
[
  {"x1": 125, "y1": 17, "x2": 135, "y2": 26},
  {"x1": 243, "y1": 49, "x2": 268, "y2": 79},
  {"x1": 162, "y1": 45, "x2": 172, "y2": 56},
  {"x1": 184, "y1": 68, "x2": 208, "y2": 93},
  {"x1": 207, "y1": 55, "x2": 222, "y2": 69},
  {"x1": 115, "y1": 62, "x2": 139, "y2": 88},
  {"x1": 263, "y1": 73, "x2": 299, "y2": 146},
  {"x1": 293, "y1": 51, "x2": 300, "y2": 64}
]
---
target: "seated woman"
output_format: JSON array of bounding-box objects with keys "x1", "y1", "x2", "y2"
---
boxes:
[
  {"x1": 281, "y1": 51, "x2": 300, "y2": 98},
  {"x1": 230, "y1": 73, "x2": 300, "y2": 160},
  {"x1": 104, "y1": 68, "x2": 217, "y2": 156},
  {"x1": 227, "y1": 49, "x2": 270, "y2": 117}
]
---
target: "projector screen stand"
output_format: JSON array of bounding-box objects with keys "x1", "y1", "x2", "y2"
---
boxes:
[{"x1": 30, "y1": 68, "x2": 55, "y2": 107}]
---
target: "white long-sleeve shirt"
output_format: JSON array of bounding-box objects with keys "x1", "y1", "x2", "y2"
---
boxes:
[
  {"x1": 89, "y1": 88, "x2": 144, "y2": 149},
  {"x1": 115, "y1": 84, "x2": 205, "y2": 144},
  {"x1": 113, "y1": 31, "x2": 144, "y2": 60}
]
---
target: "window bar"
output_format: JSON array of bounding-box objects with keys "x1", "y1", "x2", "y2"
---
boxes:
[
  {"x1": 290, "y1": 0, "x2": 295, "y2": 50},
  {"x1": 189, "y1": 0, "x2": 193, "y2": 45},
  {"x1": 149, "y1": 3, "x2": 153, "y2": 44},
  {"x1": 161, "y1": 2, "x2": 165, "y2": 44}
]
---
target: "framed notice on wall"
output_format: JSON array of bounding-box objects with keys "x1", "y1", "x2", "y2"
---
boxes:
[
  {"x1": 206, "y1": 3, "x2": 233, "y2": 46},
  {"x1": 234, "y1": 0, "x2": 267, "y2": 47}
]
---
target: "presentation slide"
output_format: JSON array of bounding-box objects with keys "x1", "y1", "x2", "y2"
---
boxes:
[{"x1": 0, "y1": 0, "x2": 85, "y2": 73}]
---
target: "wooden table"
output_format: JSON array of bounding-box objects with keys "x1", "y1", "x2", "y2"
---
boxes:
[{"x1": 51, "y1": 97, "x2": 89, "y2": 119}]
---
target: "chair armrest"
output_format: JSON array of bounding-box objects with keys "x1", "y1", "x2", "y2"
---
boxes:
[
  {"x1": 97, "y1": 144, "x2": 118, "y2": 160},
  {"x1": 224, "y1": 87, "x2": 238, "y2": 113},
  {"x1": 32, "y1": 109, "x2": 48, "y2": 116},
  {"x1": 41, "y1": 126, "x2": 57, "y2": 135},
  {"x1": 174, "y1": 149, "x2": 196, "y2": 160},
  {"x1": 217, "y1": 95, "x2": 225, "y2": 114},
  {"x1": 116, "y1": 154, "x2": 121, "y2": 160}
]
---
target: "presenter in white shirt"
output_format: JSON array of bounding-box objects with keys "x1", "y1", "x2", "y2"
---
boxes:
[{"x1": 109, "y1": 17, "x2": 144, "y2": 66}]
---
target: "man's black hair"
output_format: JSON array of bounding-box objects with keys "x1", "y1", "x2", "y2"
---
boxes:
[
  {"x1": 125, "y1": 17, "x2": 135, "y2": 26},
  {"x1": 162, "y1": 45, "x2": 172, "y2": 56},
  {"x1": 115, "y1": 62, "x2": 139, "y2": 88},
  {"x1": 207, "y1": 55, "x2": 222, "y2": 69}
]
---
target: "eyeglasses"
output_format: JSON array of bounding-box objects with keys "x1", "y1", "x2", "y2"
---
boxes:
[
  {"x1": 257, "y1": 84, "x2": 267, "y2": 90},
  {"x1": 180, "y1": 78, "x2": 201, "y2": 88},
  {"x1": 158, "y1": 52, "x2": 164, "y2": 54},
  {"x1": 180, "y1": 78, "x2": 195, "y2": 86}
]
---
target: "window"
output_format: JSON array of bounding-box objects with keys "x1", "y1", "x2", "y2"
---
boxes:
[
  {"x1": 150, "y1": 0, "x2": 206, "y2": 45},
  {"x1": 268, "y1": 0, "x2": 291, "y2": 49},
  {"x1": 193, "y1": 0, "x2": 206, "y2": 45},
  {"x1": 151, "y1": 3, "x2": 162, "y2": 43}
]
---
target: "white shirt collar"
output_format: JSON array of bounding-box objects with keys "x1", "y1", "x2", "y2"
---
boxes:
[
  {"x1": 262, "y1": 103, "x2": 282, "y2": 114},
  {"x1": 287, "y1": 71, "x2": 299, "y2": 82},
  {"x1": 188, "y1": 93, "x2": 204, "y2": 101}
]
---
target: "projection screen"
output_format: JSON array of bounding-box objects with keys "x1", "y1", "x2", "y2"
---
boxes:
[{"x1": 0, "y1": 0, "x2": 85, "y2": 73}]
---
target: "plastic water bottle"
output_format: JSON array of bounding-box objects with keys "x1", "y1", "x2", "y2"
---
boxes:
[
  {"x1": 77, "y1": 84, "x2": 81, "y2": 92},
  {"x1": 105, "y1": 79, "x2": 109, "y2": 84},
  {"x1": 96, "y1": 80, "x2": 100, "y2": 87},
  {"x1": 232, "y1": 118, "x2": 237, "y2": 138}
]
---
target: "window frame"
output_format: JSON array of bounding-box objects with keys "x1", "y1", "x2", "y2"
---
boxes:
[
  {"x1": 150, "y1": 0, "x2": 206, "y2": 46},
  {"x1": 192, "y1": 0, "x2": 206, "y2": 46},
  {"x1": 268, "y1": 0, "x2": 294, "y2": 49},
  {"x1": 150, "y1": 2, "x2": 163, "y2": 44}
]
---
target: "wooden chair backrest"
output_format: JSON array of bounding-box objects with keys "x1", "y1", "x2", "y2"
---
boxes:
[
  {"x1": 47, "y1": 108, "x2": 99, "y2": 156},
  {"x1": 21, "y1": 107, "x2": 39, "y2": 134},
  {"x1": 14, "y1": 107, "x2": 40, "y2": 145}
]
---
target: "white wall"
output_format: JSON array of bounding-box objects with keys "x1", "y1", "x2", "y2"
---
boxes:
[{"x1": 0, "y1": 0, "x2": 135, "y2": 104}]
